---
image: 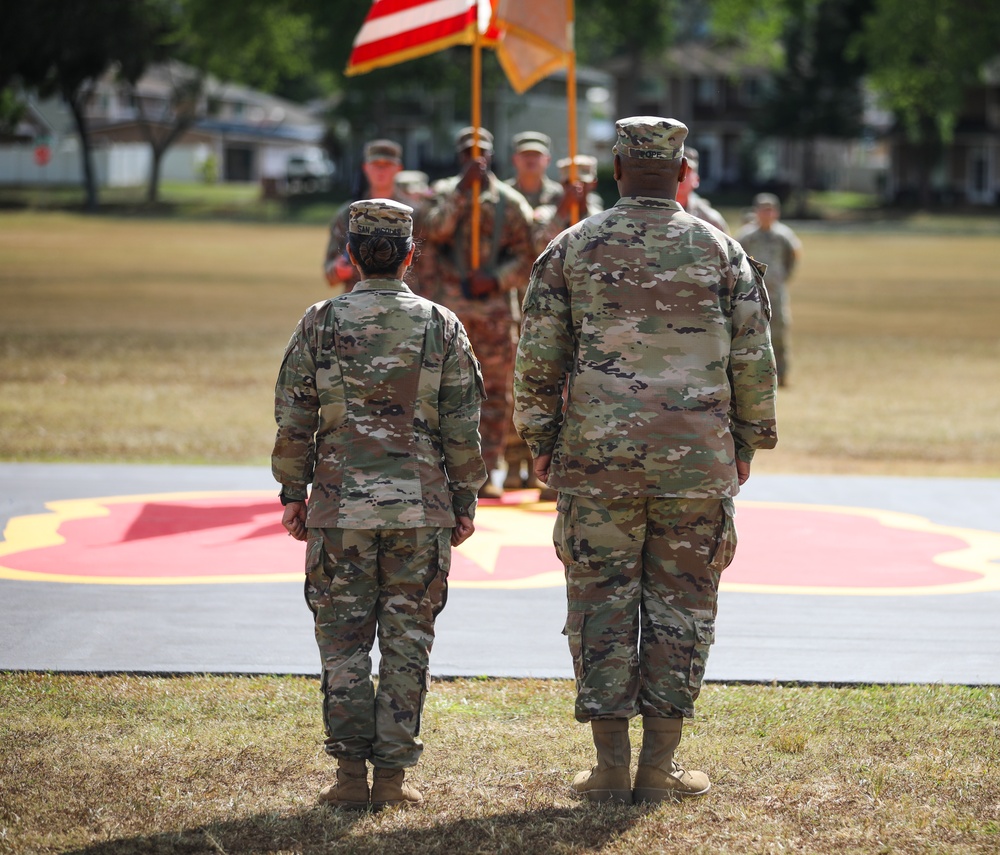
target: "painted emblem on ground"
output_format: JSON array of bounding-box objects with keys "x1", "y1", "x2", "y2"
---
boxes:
[{"x1": 1, "y1": 493, "x2": 999, "y2": 594}]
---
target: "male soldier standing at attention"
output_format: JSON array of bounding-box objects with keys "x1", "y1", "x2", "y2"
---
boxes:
[
  {"x1": 414, "y1": 126, "x2": 535, "y2": 499},
  {"x1": 275, "y1": 199, "x2": 487, "y2": 810},
  {"x1": 735, "y1": 193, "x2": 801, "y2": 387},
  {"x1": 675, "y1": 146, "x2": 730, "y2": 234},
  {"x1": 505, "y1": 130, "x2": 563, "y2": 210},
  {"x1": 514, "y1": 117, "x2": 777, "y2": 804},
  {"x1": 323, "y1": 139, "x2": 407, "y2": 295}
]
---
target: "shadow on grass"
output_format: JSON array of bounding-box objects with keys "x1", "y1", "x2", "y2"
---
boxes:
[{"x1": 61, "y1": 803, "x2": 642, "y2": 855}]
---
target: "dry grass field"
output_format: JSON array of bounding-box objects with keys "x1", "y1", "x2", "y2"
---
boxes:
[
  {"x1": 2, "y1": 211, "x2": 999, "y2": 854},
  {"x1": 1, "y1": 210, "x2": 999, "y2": 474}
]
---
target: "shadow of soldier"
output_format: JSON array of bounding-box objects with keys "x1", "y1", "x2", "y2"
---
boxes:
[{"x1": 60, "y1": 803, "x2": 645, "y2": 855}]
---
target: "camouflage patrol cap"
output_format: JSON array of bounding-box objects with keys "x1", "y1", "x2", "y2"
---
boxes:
[
  {"x1": 753, "y1": 192, "x2": 781, "y2": 210},
  {"x1": 557, "y1": 155, "x2": 598, "y2": 183},
  {"x1": 684, "y1": 146, "x2": 699, "y2": 171},
  {"x1": 348, "y1": 198, "x2": 414, "y2": 237},
  {"x1": 512, "y1": 131, "x2": 551, "y2": 155},
  {"x1": 613, "y1": 116, "x2": 688, "y2": 161},
  {"x1": 364, "y1": 139, "x2": 403, "y2": 164},
  {"x1": 455, "y1": 126, "x2": 494, "y2": 153}
]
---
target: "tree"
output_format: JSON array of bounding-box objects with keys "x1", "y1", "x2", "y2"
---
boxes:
[
  {"x1": 752, "y1": 0, "x2": 872, "y2": 214},
  {"x1": 128, "y1": 0, "x2": 316, "y2": 203},
  {"x1": 850, "y1": 0, "x2": 1000, "y2": 205},
  {"x1": 0, "y1": 0, "x2": 175, "y2": 211}
]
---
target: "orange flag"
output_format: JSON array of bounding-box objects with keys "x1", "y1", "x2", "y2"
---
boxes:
[{"x1": 492, "y1": 0, "x2": 572, "y2": 94}]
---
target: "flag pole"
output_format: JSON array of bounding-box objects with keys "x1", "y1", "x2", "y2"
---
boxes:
[
  {"x1": 565, "y1": 0, "x2": 579, "y2": 224},
  {"x1": 470, "y1": 14, "x2": 484, "y2": 270}
]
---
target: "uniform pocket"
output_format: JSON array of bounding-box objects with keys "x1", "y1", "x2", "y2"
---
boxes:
[
  {"x1": 562, "y1": 610, "x2": 587, "y2": 686},
  {"x1": 687, "y1": 618, "x2": 716, "y2": 690},
  {"x1": 710, "y1": 498, "x2": 738, "y2": 572},
  {"x1": 303, "y1": 532, "x2": 329, "y2": 616}
]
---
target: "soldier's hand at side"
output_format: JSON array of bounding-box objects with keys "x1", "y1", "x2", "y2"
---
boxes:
[
  {"x1": 457, "y1": 157, "x2": 488, "y2": 193},
  {"x1": 736, "y1": 459, "x2": 751, "y2": 485},
  {"x1": 451, "y1": 515, "x2": 475, "y2": 546},
  {"x1": 533, "y1": 453, "x2": 552, "y2": 485},
  {"x1": 282, "y1": 502, "x2": 308, "y2": 542}
]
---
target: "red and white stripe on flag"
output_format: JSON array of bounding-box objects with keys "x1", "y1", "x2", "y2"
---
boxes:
[{"x1": 346, "y1": 0, "x2": 498, "y2": 76}]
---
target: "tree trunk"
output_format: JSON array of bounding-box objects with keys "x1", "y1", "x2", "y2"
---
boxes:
[{"x1": 66, "y1": 88, "x2": 98, "y2": 212}]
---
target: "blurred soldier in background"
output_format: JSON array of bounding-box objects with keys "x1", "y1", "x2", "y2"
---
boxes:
[
  {"x1": 323, "y1": 140, "x2": 406, "y2": 294},
  {"x1": 275, "y1": 199, "x2": 487, "y2": 811},
  {"x1": 735, "y1": 193, "x2": 801, "y2": 386},
  {"x1": 534, "y1": 154, "x2": 606, "y2": 248},
  {"x1": 514, "y1": 116, "x2": 777, "y2": 805},
  {"x1": 505, "y1": 130, "x2": 563, "y2": 210},
  {"x1": 675, "y1": 146, "x2": 729, "y2": 234},
  {"x1": 414, "y1": 127, "x2": 535, "y2": 499}
]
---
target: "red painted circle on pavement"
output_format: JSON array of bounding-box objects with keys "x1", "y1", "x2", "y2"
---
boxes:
[{"x1": 1, "y1": 493, "x2": 999, "y2": 593}]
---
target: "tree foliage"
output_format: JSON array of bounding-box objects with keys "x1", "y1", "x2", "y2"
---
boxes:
[
  {"x1": 851, "y1": 0, "x2": 1000, "y2": 145},
  {"x1": 0, "y1": 0, "x2": 176, "y2": 209}
]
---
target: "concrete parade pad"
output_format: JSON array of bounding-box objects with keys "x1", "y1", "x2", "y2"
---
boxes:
[{"x1": 1, "y1": 462, "x2": 999, "y2": 684}]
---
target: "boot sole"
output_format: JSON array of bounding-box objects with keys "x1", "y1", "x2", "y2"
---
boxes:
[
  {"x1": 573, "y1": 788, "x2": 634, "y2": 805},
  {"x1": 634, "y1": 782, "x2": 711, "y2": 803}
]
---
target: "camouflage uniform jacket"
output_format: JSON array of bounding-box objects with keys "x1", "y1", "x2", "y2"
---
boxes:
[
  {"x1": 686, "y1": 191, "x2": 729, "y2": 234},
  {"x1": 513, "y1": 196, "x2": 777, "y2": 499},
  {"x1": 273, "y1": 279, "x2": 488, "y2": 528},
  {"x1": 505, "y1": 175, "x2": 564, "y2": 211},
  {"x1": 734, "y1": 221, "x2": 800, "y2": 288},
  {"x1": 413, "y1": 172, "x2": 535, "y2": 321}
]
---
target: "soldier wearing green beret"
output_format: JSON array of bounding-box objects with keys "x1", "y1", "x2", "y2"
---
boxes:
[
  {"x1": 275, "y1": 198, "x2": 488, "y2": 811},
  {"x1": 514, "y1": 117, "x2": 777, "y2": 804}
]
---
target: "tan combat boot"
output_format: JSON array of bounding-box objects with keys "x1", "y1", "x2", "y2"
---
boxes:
[
  {"x1": 571, "y1": 719, "x2": 633, "y2": 804},
  {"x1": 633, "y1": 716, "x2": 711, "y2": 802},
  {"x1": 318, "y1": 758, "x2": 370, "y2": 809},
  {"x1": 371, "y1": 767, "x2": 423, "y2": 810}
]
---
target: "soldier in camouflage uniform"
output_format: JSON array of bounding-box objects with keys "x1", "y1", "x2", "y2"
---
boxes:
[
  {"x1": 735, "y1": 193, "x2": 801, "y2": 387},
  {"x1": 413, "y1": 126, "x2": 535, "y2": 499},
  {"x1": 323, "y1": 140, "x2": 407, "y2": 295},
  {"x1": 676, "y1": 146, "x2": 730, "y2": 234},
  {"x1": 274, "y1": 199, "x2": 488, "y2": 810},
  {"x1": 513, "y1": 117, "x2": 777, "y2": 804}
]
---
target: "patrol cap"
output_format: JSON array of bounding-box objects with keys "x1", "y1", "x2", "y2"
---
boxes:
[
  {"x1": 753, "y1": 192, "x2": 781, "y2": 210},
  {"x1": 512, "y1": 131, "x2": 551, "y2": 155},
  {"x1": 364, "y1": 139, "x2": 403, "y2": 164},
  {"x1": 557, "y1": 155, "x2": 598, "y2": 183},
  {"x1": 613, "y1": 116, "x2": 688, "y2": 161},
  {"x1": 455, "y1": 126, "x2": 494, "y2": 153},
  {"x1": 348, "y1": 198, "x2": 414, "y2": 237},
  {"x1": 683, "y1": 146, "x2": 699, "y2": 171}
]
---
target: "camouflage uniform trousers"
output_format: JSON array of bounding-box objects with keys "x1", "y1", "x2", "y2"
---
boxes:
[
  {"x1": 553, "y1": 494, "x2": 737, "y2": 721},
  {"x1": 305, "y1": 526, "x2": 451, "y2": 768},
  {"x1": 459, "y1": 311, "x2": 517, "y2": 472}
]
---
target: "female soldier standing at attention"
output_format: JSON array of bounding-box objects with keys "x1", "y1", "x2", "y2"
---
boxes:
[{"x1": 273, "y1": 199, "x2": 487, "y2": 810}]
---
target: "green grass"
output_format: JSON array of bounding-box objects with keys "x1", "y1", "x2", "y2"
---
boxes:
[{"x1": 1, "y1": 674, "x2": 998, "y2": 855}]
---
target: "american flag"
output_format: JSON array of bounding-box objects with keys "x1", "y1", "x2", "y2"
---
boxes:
[{"x1": 346, "y1": 0, "x2": 499, "y2": 76}]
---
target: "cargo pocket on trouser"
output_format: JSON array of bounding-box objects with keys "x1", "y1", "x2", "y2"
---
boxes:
[
  {"x1": 303, "y1": 531, "x2": 328, "y2": 619},
  {"x1": 711, "y1": 497, "x2": 738, "y2": 573},
  {"x1": 687, "y1": 618, "x2": 716, "y2": 699},
  {"x1": 562, "y1": 610, "x2": 587, "y2": 688}
]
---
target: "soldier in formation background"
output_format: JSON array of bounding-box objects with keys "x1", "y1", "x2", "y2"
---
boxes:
[
  {"x1": 735, "y1": 192, "x2": 802, "y2": 387},
  {"x1": 675, "y1": 146, "x2": 730, "y2": 234},
  {"x1": 323, "y1": 139, "x2": 407, "y2": 295},
  {"x1": 413, "y1": 126, "x2": 535, "y2": 499},
  {"x1": 274, "y1": 199, "x2": 487, "y2": 810},
  {"x1": 514, "y1": 116, "x2": 777, "y2": 804}
]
